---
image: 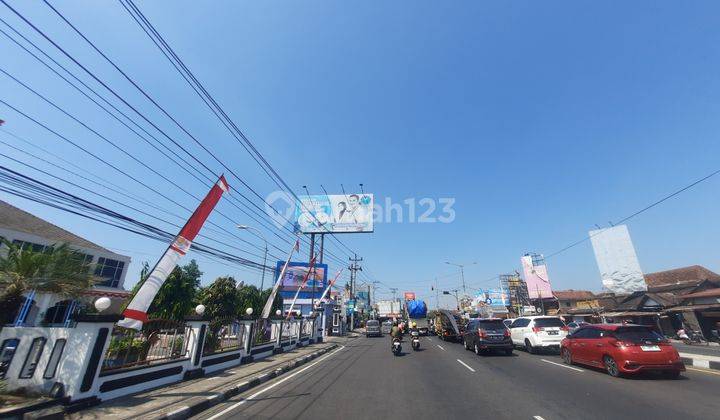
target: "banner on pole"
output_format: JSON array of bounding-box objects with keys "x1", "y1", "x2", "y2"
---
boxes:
[{"x1": 118, "y1": 176, "x2": 229, "y2": 330}]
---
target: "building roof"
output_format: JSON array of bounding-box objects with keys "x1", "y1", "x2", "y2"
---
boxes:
[
  {"x1": 644, "y1": 265, "x2": 720, "y2": 287},
  {"x1": 553, "y1": 290, "x2": 595, "y2": 300},
  {"x1": 615, "y1": 292, "x2": 678, "y2": 311},
  {"x1": 681, "y1": 288, "x2": 720, "y2": 299},
  {"x1": 0, "y1": 199, "x2": 110, "y2": 252}
]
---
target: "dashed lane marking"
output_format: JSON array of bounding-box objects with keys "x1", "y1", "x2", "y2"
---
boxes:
[
  {"x1": 540, "y1": 358, "x2": 584, "y2": 372},
  {"x1": 437, "y1": 345, "x2": 445, "y2": 350},
  {"x1": 533, "y1": 416, "x2": 546, "y2": 420},
  {"x1": 457, "y1": 359, "x2": 476, "y2": 372}
]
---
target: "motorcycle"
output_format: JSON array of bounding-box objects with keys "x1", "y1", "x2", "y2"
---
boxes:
[
  {"x1": 392, "y1": 338, "x2": 402, "y2": 355},
  {"x1": 411, "y1": 331, "x2": 420, "y2": 350}
]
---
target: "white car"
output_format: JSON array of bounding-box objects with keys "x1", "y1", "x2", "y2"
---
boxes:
[{"x1": 509, "y1": 316, "x2": 568, "y2": 354}]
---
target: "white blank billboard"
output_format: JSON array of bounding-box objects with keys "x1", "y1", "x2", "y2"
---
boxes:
[{"x1": 589, "y1": 225, "x2": 647, "y2": 294}]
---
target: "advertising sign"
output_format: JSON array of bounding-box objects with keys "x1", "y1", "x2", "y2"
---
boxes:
[
  {"x1": 295, "y1": 194, "x2": 374, "y2": 234},
  {"x1": 589, "y1": 225, "x2": 647, "y2": 294},
  {"x1": 276, "y1": 261, "x2": 329, "y2": 301},
  {"x1": 521, "y1": 254, "x2": 553, "y2": 300},
  {"x1": 403, "y1": 292, "x2": 416, "y2": 301}
]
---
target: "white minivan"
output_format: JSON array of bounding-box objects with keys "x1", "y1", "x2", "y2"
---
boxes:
[{"x1": 509, "y1": 316, "x2": 568, "y2": 354}]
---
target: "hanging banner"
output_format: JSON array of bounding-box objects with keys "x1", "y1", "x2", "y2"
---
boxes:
[
  {"x1": 521, "y1": 254, "x2": 553, "y2": 300},
  {"x1": 589, "y1": 225, "x2": 647, "y2": 294},
  {"x1": 261, "y1": 239, "x2": 300, "y2": 319},
  {"x1": 118, "y1": 176, "x2": 229, "y2": 330}
]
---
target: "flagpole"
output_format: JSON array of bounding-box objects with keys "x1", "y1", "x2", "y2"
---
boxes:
[
  {"x1": 314, "y1": 269, "x2": 343, "y2": 309},
  {"x1": 286, "y1": 254, "x2": 316, "y2": 319},
  {"x1": 261, "y1": 239, "x2": 300, "y2": 319}
]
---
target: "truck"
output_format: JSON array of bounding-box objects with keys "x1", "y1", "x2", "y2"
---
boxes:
[
  {"x1": 376, "y1": 299, "x2": 402, "y2": 319},
  {"x1": 432, "y1": 309, "x2": 463, "y2": 341},
  {"x1": 406, "y1": 299, "x2": 430, "y2": 335}
]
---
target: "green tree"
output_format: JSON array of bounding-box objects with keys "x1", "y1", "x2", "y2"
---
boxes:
[
  {"x1": 132, "y1": 260, "x2": 202, "y2": 320},
  {"x1": 0, "y1": 241, "x2": 95, "y2": 323},
  {"x1": 197, "y1": 276, "x2": 240, "y2": 320}
]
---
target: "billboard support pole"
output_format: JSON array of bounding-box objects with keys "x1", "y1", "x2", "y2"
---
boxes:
[
  {"x1": 310, "y1": 233, "x2": 316, "y2": 312},
  {"x1": 319, "y1": 234, "x2": 324, "y2": 264}
]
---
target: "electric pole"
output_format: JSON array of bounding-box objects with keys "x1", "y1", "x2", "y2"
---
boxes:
[{"x1": 348, "y1": 254, "x2": 363, "y2": 331}]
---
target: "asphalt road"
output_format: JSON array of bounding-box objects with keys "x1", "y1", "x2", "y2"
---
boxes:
[{"x1": 196, "y1": 335, "x2": 720, "y2": 420}]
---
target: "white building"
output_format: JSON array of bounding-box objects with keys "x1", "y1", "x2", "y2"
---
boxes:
[{"x1": 0, "y1": 200, "x2": 132, "y2": 325}]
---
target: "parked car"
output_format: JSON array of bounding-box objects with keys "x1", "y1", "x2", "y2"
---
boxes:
[
  {"x1": 510, "y1": 316, "x2": 568, "y2": 354},
  {"x1": 561, "y1": 324, "x2": 685, "y2": 378},
  {"x1": 567, "y1": 321, "x2": 589, "y2": 332},
  {"x1": 462, "y1": 318, "x2": 513, "y2": 355},
  {"x1": 366, "y1": 319, "x2": 382, "y2": 337}
]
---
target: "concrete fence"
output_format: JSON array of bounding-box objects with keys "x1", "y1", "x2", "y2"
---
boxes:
[{"x1": 0, "y1": 314, "x2": 322, "y2": 409}]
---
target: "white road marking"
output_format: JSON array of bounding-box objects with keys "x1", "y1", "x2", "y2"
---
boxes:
[
  {"x1": 540, "y1": 358, "x2": 584, "y2": 372},
  {"x1": 533, "y1": 416, "x2": 546, "y2": 420},
  {"x1": 457, "y1": 359, "x2": 476, "y2": 372},
  {"x1": 437, "y1": 345, "x2": 445, "y2": 350},
  {"x1": 205, "y1": 346, "x2": 346, "y2": 420}
]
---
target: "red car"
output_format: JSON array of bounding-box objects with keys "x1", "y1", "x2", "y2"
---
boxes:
[{"x1": 560, "y1": 324, "x2": 685, "y2": 378}]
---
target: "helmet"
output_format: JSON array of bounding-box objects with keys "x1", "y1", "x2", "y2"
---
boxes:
[{"x1": 411, "y1": 321, "x2": 417, "y2": 328}]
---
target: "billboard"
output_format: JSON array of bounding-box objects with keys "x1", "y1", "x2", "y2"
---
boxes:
[
  {"x1": 521, "y1": 254, "x2": 553, "y2": 300},
  {"x1": 275, "y1": 261, "x2": 329, "y2": 301},
  {"x1": 295, "y1": 194, "x2": 374, "y2": 234},
  {"x1": 589, "y1": 225, "x2": 647, "y2": 294}
]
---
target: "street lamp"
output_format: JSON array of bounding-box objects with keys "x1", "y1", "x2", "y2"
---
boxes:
[
  {"x1": 445, "y1": 261, "x2": 476, "y2": 297},
  {"x1": 237, "y1": 225, "x2": 269, "y2": 291}
]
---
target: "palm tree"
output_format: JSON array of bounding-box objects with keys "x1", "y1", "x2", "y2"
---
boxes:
[{"x1": 0, "y1": 240, "x2": 96, "y2": 323}]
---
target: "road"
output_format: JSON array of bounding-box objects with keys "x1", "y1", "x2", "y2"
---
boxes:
[{"x1": 196, "y1": 334, "x2": 720, "y2": 420}]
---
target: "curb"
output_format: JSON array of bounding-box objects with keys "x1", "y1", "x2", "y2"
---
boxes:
[
  {"x1": 156, "y1": 343, "x2": 339, "y2": 420},
  {"x1": 681, "y1": 356, "x2": 720, "y2": 371}
]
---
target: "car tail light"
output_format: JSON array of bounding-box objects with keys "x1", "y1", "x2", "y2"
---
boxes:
[
  {"x1": 560, "y1": 326, "x2": 569, "y2": 332},
  {"x1": 477, "y1": 328, "x2": 487, "y2": 338},
  {"x1": 532, "y1": 327, "x2": 545, "y2": 333},
  {"x1": 503, "y1": 329, "x2": 510, "y2": 337}
]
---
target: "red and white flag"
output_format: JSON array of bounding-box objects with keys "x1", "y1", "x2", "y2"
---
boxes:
[
  {"x1": 118, "y1": 175, "x2": 229, "y2": 330},
  {"x1": 314, "y1": 269, "x2": 343, "y2": 308},
  {"x1": 261, "y1": 239, "x2": 300, "y2": 319},
  {"x1": 285, "y1": 254, "x2": 316, "y2": 319}
]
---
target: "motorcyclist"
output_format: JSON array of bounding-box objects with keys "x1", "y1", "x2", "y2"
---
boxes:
[{"x1": 390, "y1": 321, "x2": 401, "y2": 346}]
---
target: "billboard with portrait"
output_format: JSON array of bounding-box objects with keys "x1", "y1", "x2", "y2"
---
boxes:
[
  {"x1": 276, "y1": 261, "x2": 329, "y2": 301},
  {"x1": 294, "y1": 194, "x2": 374, "y2": 234}
]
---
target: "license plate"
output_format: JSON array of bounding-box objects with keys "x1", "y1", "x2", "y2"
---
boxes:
[
  {"x1": 547, "y1": 331, "x2": 558, "y2": 335},
  {"x1": 641, "y1": 345, "x2": 661, "y2": 352}
]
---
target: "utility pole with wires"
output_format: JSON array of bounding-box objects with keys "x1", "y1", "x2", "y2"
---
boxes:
[{"x1": 348, "y1": 254, "x2": 363, "y2": 331}]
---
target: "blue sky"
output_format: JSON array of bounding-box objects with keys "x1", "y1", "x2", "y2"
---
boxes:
[{"x1": 2, "y1": 1, "x2": 720, "y2": 308}]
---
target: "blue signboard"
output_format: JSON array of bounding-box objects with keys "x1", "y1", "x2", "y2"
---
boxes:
[{"x1": 276, "y1": 260, "x2": 329, "y2": 301}]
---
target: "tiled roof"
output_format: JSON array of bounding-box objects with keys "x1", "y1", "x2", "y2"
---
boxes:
[
  {"x1": 681, "y1": 288, "x2": 720, "y2": 299},
  {"x1": 644, "y1": 265, "x2": 720, "y2": 286},
  {"x1": 553, "y1": 290, "x2": 595, "y2": 300},
  {"x1": 0, "y1": 199, "x2": 109, "y2": 252}
]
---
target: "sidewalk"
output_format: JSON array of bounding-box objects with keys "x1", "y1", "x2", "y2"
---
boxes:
[{"x1": 69, "y1": 337, "x2": 349, "y2": 420}]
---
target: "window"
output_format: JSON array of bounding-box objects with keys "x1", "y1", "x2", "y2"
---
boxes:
[
  {"x1": 584, "y1": 329, "x2": 603, "y2": 339},
  {"x1": 94, "y1": 257, "x2": 125, "y2": 287},
  {"x1": 477, "y1": 320, "x2": 506, "y2": 330},
  {"x1": 570, "y1": 328, "x2": 591, "y2": 338},
  {"x1": 0, "y1": 339, "x2": 20, "y2": 379},
  {"x1": 12, "y1": 240, "x2": 50, "y2": 253},
  {"x1": 511, "y1": 318, "x2": 530, "y2": 328},
  {"x1": 533, "y1": 318, "x2": 565, "y2": 328},
  {"x1": 614, "y1": 327, "x2": 664, "y2": 344},
  {"x1": 43, "y1": 339, "x2": 66, "y2": 379},
  {"x1": 19, "y1": 337, "x2": 46, "y2": 379}
]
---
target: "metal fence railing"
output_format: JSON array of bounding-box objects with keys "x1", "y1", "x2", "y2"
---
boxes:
[
  {"x1": 203, "y1": 319, "x2": 245, "y2": 355},
  {"x1": 252, "y1": 320, "x2": 276, "y2": 346},
  {"x1": 301, "y1": 319, "x2": 314, "y2": 338},
  {"x1": 101, "y1": 319, "x2": 191, "y2": 372}
]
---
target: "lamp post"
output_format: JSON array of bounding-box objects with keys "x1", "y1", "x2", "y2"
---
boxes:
[
  {"x1": 237, "y1": 225, "x2": 269, "y2": 291},
  {"x1": 445, "y1": 261, "x2": 476, "y2": 297}
]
